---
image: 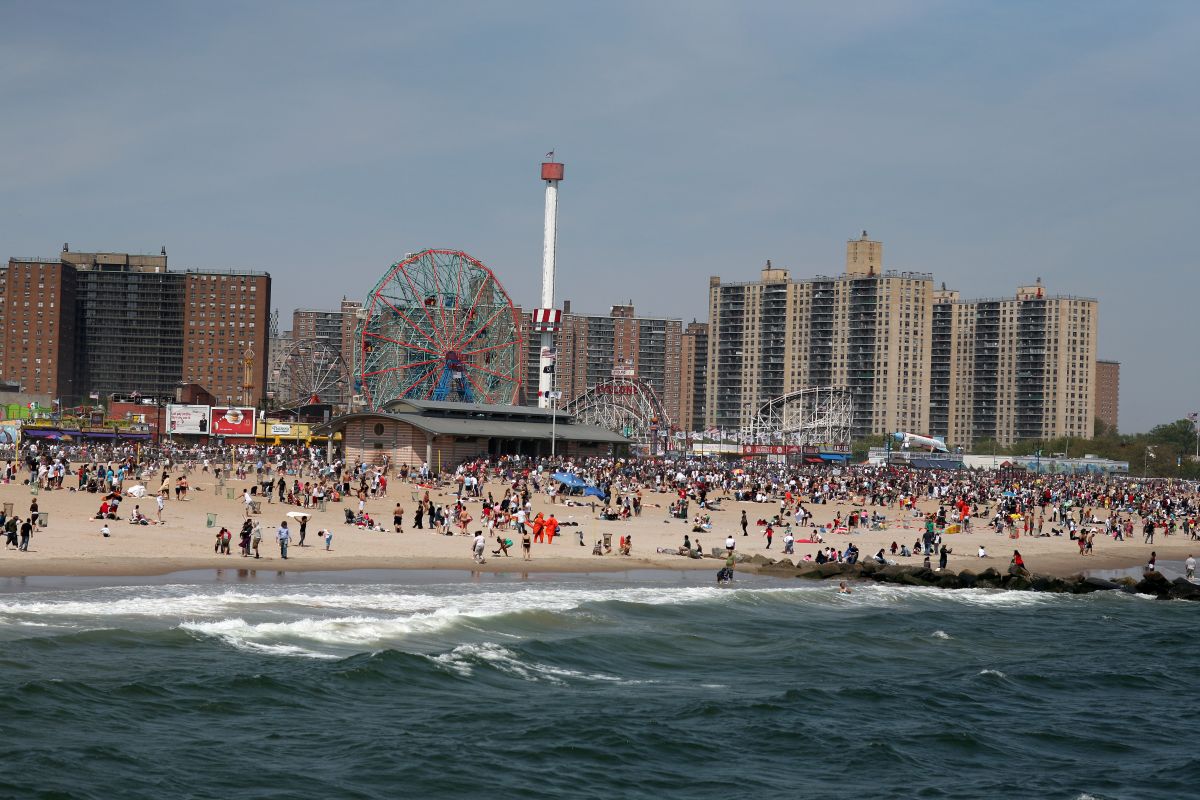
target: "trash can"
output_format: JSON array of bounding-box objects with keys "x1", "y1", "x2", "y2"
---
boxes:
[
  {"x1": 602, "y1": 532, "x2": 612, "y2": 551},
  {"x1": 30, "y1": 485, "x2": 38, "y2": 496},
  {"x1": 318, "y1": 499, "x2": 327, "y2": 512},
  {"x1": 250, "y1": 501, "x2": 261, "y2": 514},
  {"x1": 2, "y1": 502, "x2": 12, "y2": 517},
  {"x1": 226, "y1": 488, "x2": 235, "y2": 500},
  {"x1": 206, "y1": 513, "x2": 217, "y2": 528},
  {"x1": 37, "y1": 512, "x2": 48, "y2": 527}
]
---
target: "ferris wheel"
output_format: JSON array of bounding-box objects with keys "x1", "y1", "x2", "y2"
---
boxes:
[
  {"x1": 269, "y1": 338, "x2": 346, "y2": 408},
  {"x1": 353, "y1": 249, "x2": 523, "y2": 409}
]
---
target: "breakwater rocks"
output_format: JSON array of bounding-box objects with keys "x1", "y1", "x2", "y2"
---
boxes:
[{"x1": 739, "y1": 555, "x2": 1200, "y2": 600}]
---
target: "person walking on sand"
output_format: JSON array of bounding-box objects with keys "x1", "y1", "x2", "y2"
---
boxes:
[
  {"x1": 4, "y1": 517, "x2": 19, "y2": 550},
  {"x1": 938, "y1": 544, "x2": 951, "y2": 571},
  {"x1": 252, "y1": 521, "x2": 263, "y2": 559},
  {"x1": 763, "y1": 524, "x2": 773, "y2": 549},
  {"x1": 522, "y1": 528, "x2": 531, "y2": 561},
  {"x1": 472, "y1": 530, "x2": 486, "y2": 564},
  {"x1": 298, "y1": 516, "x2": 308, "y2": 547},
  {"x1": 19, "y1": 516, "x2": 33, "y2": 551},
  {"x1": 277, "y1": 521, "x2": 291, "y2": 559},
  {"x1": 393, "y1": 503, "x2": 404, "y2": 533},
  {"x1": 741, "y1": 510, "x2": 748, "y2": 537}
]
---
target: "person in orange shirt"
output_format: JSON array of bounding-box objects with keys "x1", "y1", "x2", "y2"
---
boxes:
[
  {"x1": 544, "y1": 514, "x2": 559, "y2": 544},
  {"x1": 532, "y1": 512, "x2": 545, "y2": 543}
]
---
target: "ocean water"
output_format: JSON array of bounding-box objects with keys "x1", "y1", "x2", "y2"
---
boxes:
[{"x1": 0, "y1": 569, "x2": 1196, "y2": 800}]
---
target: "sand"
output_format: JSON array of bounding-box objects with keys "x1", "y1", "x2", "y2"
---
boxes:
[{"x1": 0, "y1": 470, "x2": 1193, "y2": 580}]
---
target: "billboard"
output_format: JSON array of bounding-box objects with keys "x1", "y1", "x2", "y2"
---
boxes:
[
  {"x1": 167, "y1": 404, "x2": 209, "y2": 435},
  {"x1": 209, "y1": 407, "x2": 256, "y2": 436}
]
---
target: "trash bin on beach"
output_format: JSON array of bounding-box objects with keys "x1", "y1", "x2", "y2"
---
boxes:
[
  {"x1": 29, "y1": 485, "x2": 38, "y2": 496},
  {"x1": 318, "y1": 499, "x2": 327, "y2": 512},
  {"x1": 602, "y1": 532, "x2": 612, "y2": 552},
  {"x1": 250, "y1": 501, "x2": 261, "y2": 514},
  {"x1": 36, "y1": 512, "x2": 47, "y2": 527},
  {"x1": 206, "y1": 513, "x2": 217, "y2": 528},
  {"x1": 226, "y1": 488, "x2": 235, "y2": 500},
  {"x1": 2, "y1": 502, "x2": 12, "y2": 517}
]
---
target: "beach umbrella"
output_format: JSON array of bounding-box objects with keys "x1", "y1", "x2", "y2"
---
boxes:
[{"x1": 285, "y1": 511, "x2": 311, "y2": 519}]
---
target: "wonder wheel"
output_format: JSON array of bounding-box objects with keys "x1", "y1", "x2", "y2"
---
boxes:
[{"x1": 353, "y1": 249, "x2": 523, "y2": 409}]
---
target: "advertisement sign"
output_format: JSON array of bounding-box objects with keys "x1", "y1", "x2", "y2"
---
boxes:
[
  {"x1": 0, "y1": 419, "x2": 21, "y2": 445},
  {"x1": 209, "y1": 407, "x2": 256, "y2": 436},
  {"x1": 270, "y1": 423, "x2": 293, "y2": 435},
  {"x1": 167, "y1": 404, "x2": 209, "y2": 435}
]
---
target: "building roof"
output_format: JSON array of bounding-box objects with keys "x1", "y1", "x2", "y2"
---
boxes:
[
  {"x1": 314, "y1": 409, "x2": 629, "y2": 444},
  {"x1": 382, "y1": 398, "x2": 572, "y2": 422}
]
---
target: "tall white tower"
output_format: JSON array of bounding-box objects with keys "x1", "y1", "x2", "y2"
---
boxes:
[{"x1": 535, "y1": 158, "x2": 564, "y2": 408}]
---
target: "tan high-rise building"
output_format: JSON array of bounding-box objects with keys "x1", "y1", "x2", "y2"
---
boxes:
[
  {"x1": 931, "y1": 279, "x2": 1097, "y2": 446},
  {"x1": 1094, "y1": 360, "x2": 1119, "y2": 433},
  {"x1": 705, "y1": 239, "x2": 932, "y2": 438},
  {"x1": 704, "y1": 238, "x2": 1098, "y2": 448},
  {"x1": 679, "y1": 321, "x2": 708, "y2": 432}
]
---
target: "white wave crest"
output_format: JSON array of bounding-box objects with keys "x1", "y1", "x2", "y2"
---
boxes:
[
  {"x1": 931, "y1": 630, "x2": 952, "y2": 639},
  {"x1": 428, "y1": 642, "x2": 624, "y2": 684}
]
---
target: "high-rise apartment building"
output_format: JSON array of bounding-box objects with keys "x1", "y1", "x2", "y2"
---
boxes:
[
  {"x1": 1094, "y1": 359, "x2": 1119, "y2": 433},
  {"x1": 705, "y1": 237, "x2": 1098, "y2": 447},
  {"x1": 679, "y1": 321, "x2": 708, "y2": 432},
  {"x1": 523, "y1": 302, "x2": 683, "y2": 422},
  {"x1": 292, "y1": 308, "x2": 344, "y2": 347},
  {"x1": 931, "y1": 280, "x2": 1096, "y2": 446},
  {"x1": 0, "y1": 258, "x2": 77, "y2": 398},
  {"x1": 63, "y1": 249, "x2": 183, "y2": 400},
  {"x1": 705, "y1": 234, "x2": 932, "y2": 438},
  {"x1": 0, "y1": 246, "x2": 272, "y2": 407},
  {"x1": 182, "y1": 271, "x2": 271, "y2": 406}
]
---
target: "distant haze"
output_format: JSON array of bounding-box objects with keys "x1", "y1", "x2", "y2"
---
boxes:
[{"x1": 1, "y1": 2, "x2": 1195, "y2": 432}]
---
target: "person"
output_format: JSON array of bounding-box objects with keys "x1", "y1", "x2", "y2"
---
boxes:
[
  {"x1": 838, "y1": 581, "x2": 852, "y2": 594},
  {"x1": 725, "y1": 534, "x2": 736, "y2": 554},
  {"x1": 156, "y1": 493, "x2": 165, "y2": 524},
  {"x1": 873, "y1": 548, "x2": 887, "y2": 565},
  {"x1": 521, "y1": 528, "x2": 532, "y2": 561},
  {"x1": 101, "y1": 523, "x2": 111, "y2": 538},
  {"x1": 783, "y1": 528, "x2": 795, "y2": 555},
  {"x1": 1145, "y1": 551, "x2": 1157, "y2": 574},
  {"x1": 938, "y1": 544, "x2": 951, "y2": 571},
  {"x1": 740, "y1": 510, "x2": 748, "y2": 537},
  {"x1": 472, "y1": 530, "x2": 486, "y2": 564},
  {"x1": 252, "y1": 521, "x2": 263, "y2": 559},
  {"x1": 1010, "y1": 549, "x2": 1028, "y2": 576},
  {"x1": 545, "y1": 514, "x2": 559, "y2": 545},
  {"x1": 239, "y1": 525, "x2": 251, "y2": 557},
  {"x1": 620, "y1": 534, "x2": 632, "y2": 556},
  {"x1": 243, "y1": 489, "x2": 253, "y2": 518},
  {"x1": 978, "y1": 545, "x2": 987, "y2": 558},
  {"x1": 298, "y1": 516, "x2": 308, "y2": 547},
  {"x1": 763, "y1": 524, "x2": 773, "y2": 550},
  {"x1": 277, "y1": 521, "x2": 291, "y2": 559},
  {"x1": 18, "y1": 516, "x2": 32, "y2": 551},
  {"x1": 1186, "y1": 554, "x2": 1196, "y2": 580},
  {"x1": 323, "y1": 529, "x2": 333, "y2": 550},
  {"x1": 4, "y1": 517, "x2": 19, "y2": 550},
  {"x1": 492, "y1": 534, "x2": 511, "y2": 557},
  {"x1": 393, "y1": 503, "x2": 404, "y2": 533}
]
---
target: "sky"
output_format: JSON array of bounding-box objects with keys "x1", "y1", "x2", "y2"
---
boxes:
[{"x1": 1, "y1": 1, "x2": 1196, "y2": 432}]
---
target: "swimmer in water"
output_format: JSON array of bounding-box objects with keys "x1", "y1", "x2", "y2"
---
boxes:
[{"x1": 838, "y1": 581, "x2": 852, "y2": 594}]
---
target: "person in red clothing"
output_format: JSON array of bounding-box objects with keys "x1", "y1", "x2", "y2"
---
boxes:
[
  {"x1": 531, "y1": 512, "x2": 545, "y2": 543},
  {"x1": 1009, "y1": 549, "x2": 1029, "y2": 576},
  {"x1": 544, "y1": 514, "x2": 559, "y2": 544}
]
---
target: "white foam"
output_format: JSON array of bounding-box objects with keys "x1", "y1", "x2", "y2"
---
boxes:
[
  {"x1": 978, "y1": 669, "x2": 1007, "y2": 678},
  {"x1": 427, "y1": 642, "x2": 625, "y2": 684},
  {"x1": 931, "y1": 630, "x2": 952, "y2": 639}
]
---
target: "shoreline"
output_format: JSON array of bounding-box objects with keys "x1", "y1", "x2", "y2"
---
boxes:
[{"x1": 0, "y1": 549, "x2": 1178, "y2": 582}]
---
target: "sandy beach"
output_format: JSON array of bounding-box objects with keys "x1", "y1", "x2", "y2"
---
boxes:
[{"x1": 0, "y1": 468, "x2": 1193, "y2": 580}]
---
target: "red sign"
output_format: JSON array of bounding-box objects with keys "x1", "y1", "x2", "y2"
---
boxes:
[{"x1": 209, "y1": 407, "x2": 256, "y2": 436}]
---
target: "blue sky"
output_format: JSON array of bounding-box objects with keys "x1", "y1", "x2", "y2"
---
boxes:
[{"x1": 1, "y1": 1, "x2": 1196, "y2": 432}]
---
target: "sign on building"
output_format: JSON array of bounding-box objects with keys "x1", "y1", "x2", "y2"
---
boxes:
[{"x1": 167, "y1": 404, "x2": 210, "y2": 435}]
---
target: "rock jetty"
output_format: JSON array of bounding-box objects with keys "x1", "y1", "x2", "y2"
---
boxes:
[{"x1": 735, "y1": 555, "x2": 1200, "y2": 600}]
